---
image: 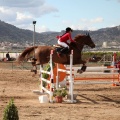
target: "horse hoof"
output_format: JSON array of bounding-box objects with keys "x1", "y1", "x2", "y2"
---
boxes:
[
  {"x1": 32, "y1": 74, "x2": 35, "y2": 77},
  {"x1": 31, "y1": 70, "x2": 37, "y2": 74},
  {"x1": 77, "y1": 69, "x2": 80, "y2": 73},
  {"x1": 79, "y1": 70, "x2": 83, "y2": 74},
  {"x1": 77, "y1": 69, "x2": 83, "y2": 74},
  {"x1": 33, "y1": 70, "x2": 37, "y2": 74}
]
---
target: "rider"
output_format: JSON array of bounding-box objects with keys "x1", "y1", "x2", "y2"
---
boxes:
[
  {"x1": 56, "y1": 27, "x2": 75, "y2": 57},
  {"x1": 6, "y1": 52, "x2": 10, "y2": 61},
  {"x1": 92, "y1": 54, "x2": 96, "y2": 60}
]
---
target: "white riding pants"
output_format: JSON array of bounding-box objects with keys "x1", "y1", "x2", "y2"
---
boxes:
[{"x1": 58, "y1": 39, "x2": 69, "y2": 48}]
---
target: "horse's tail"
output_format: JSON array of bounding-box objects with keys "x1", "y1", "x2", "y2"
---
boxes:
[{"x1": 17, "y1": 46, "x2": 38, "y2": 62}]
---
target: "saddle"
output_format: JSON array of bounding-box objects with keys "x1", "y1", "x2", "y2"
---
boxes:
[
  {"x1": 54, "y1": 44, "x2": 69, "y2": 55},
  {"x1": 53, "y1": 44, "x2": 64, "y2": 48}
]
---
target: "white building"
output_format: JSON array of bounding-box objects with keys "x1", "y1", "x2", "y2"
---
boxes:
[{"x1": 102, "y1": 42, "x2": 107, "y2": 48}]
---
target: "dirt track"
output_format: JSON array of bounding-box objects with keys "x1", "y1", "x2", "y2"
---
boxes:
[{"x1": 0, "y1": 66, "x2": 120, "y2": 120}]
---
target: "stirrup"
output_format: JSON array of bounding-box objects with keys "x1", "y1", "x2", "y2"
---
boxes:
[{"x1": 57, "y1": 52, "x2": 61, "y2": 57}]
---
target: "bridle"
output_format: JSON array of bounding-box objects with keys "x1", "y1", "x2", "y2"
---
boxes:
[{"x1": 70, "y1": 35, "x2": 94, "y2": 53}]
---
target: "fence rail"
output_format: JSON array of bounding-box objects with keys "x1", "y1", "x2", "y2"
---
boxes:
[{"x1": 0, "y1": 61, "x2": 37, "y2": 70}]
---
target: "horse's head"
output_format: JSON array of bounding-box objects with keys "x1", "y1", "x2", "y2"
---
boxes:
[
  {"x1": 84, "y1": 33, "x2": 95, "y2": 48},
  {"x1": 74, "y1": 33, "x2": 95, "y2": 48}
]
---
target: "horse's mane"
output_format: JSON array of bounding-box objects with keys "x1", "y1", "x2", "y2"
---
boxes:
[{"x1": 74, "y1": 34, "x2": 85, "y2": 41}]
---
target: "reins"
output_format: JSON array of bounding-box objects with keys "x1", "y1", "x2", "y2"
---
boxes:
[{"x1": 71, "y1": 41, "x2": 83, "y2": 53}]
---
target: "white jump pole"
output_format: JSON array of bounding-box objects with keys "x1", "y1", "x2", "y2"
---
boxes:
[
  {"x1": 39, "y1": 50, "x2": 54, "y2": 103},
  {"x1": 40, "y1": 65, "x2": 43, "y2": 92},
  {"x1": 74, "y1": 81, "x2": 120, "y2": 85},
  {"x1": 111, "y1": 52, "x2": 116, "y2": 66},
  {"x1": 55, "y1": 50, "x2": 75, "y2": 103},
  {"x1": 67, "y1": 66, "x2": 119, "y2": 73},
  {"x1": 69, "y1": 50, "x2": 74, "y2": 103},
  {"x1": 49, "y1": 50, "x2": 54, "y2": 103},
  {"x1": 56, "y1": 64, "x2": 59, "y2": 89}
]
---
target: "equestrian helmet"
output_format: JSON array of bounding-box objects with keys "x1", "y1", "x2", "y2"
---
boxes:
[{"x1": 66, "y1": 27, "x2": 73, "y2": 32}]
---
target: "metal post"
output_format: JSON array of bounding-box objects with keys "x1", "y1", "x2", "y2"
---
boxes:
[
  {"x1": 56, "y1": 64, "x2": 59, "y2": 89},
  {"x1": 33, "y1": 21, "x2": 36, "y2": 46},
  {"x1": 69, "y1": 50, "x2": 73, "y2": 103},
  {"x1": 50, "y1": 50, "x2": 54, "y2": 103}
]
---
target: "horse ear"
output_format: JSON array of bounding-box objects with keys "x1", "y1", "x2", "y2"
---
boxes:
[{"x1": 86, "y1": 32, "x2": 90, "y2": 36}]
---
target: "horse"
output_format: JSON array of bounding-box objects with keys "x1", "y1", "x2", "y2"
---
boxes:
[{"x1": 17, "y1": 33, "x2": 95, "y2": 74}]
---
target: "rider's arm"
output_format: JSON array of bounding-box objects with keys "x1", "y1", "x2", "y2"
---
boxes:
[
  {"x1": 56, "y1": 36, "x2": 61, "y2": 39},
  {"x1": 68, "y1": 33, "x2": 75, "y2": 42}
]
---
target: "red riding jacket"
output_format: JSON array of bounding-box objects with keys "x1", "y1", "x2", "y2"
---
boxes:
[{"x1": 56, "y1": 32, "x2": 74, "y2": 43}]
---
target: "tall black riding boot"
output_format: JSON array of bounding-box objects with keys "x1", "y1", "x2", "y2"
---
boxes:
[{"x1": 60, "y1": 47, "x2": 69, "y2": 54}]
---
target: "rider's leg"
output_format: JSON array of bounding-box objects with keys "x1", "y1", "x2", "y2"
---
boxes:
[
  {"x1": 57, "y1": 40, "x2": 69, "y2": 57},
  {"x1": 58, "y1": 41, "x2": 69, "y2": 53},
  {"x1": 60, "y1": 47, "x2": 69, "y2": 53}
]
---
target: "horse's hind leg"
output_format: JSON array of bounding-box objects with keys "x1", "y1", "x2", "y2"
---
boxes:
[
  {"x1": 31, "y1": 59, "x2": 37, "y2": 76},
  {"x1": 31, "y1": 65, "x2": 37, "y2": 77}
]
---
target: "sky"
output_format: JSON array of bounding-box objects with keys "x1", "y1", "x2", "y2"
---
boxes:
[{"x1": 0, "y1": 0, "x2": 120, "y2": 33}]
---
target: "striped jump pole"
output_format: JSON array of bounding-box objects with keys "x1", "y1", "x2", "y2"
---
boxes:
[
  {"x1": 69, "y1": 50, "x2": 74, "y2": 103},
  {"x1": 49, "y1": 50, "x2": 54, "y2": 102},
  {"x1": 56, "y1": 50, "x2": 76, "y2": 103},
  {"x1": 72, "y1": 66, "x2": 120, "y2": 86},
  {"x1": 39, "y1": 50, "x2": 54, "y2": 103}
]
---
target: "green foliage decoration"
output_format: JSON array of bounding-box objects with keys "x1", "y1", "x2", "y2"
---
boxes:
[
  {"x1": 42, "y1": 62, "x2": 55, "y2": 87},
  {"x1": 3, "y1": 98, "x2": 19, "y2": 120},
  {"x1": 53, "y1": 88, "x2": 68, "y2": 97}
]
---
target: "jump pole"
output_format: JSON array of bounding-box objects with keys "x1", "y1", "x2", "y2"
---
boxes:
[
  {"x1": 56, "y1": 50, "x2": 76, "y2": 103},
  {"x1": 68, "y1": 52, "x2": 120, "y2": 86},
  {"x1": 49, "y1": 50, "x2": 54, "y2": 102},
  {"x1": 39, "y1": 50, "x2": 54, "y2": 103},
  {"x1": 73, "y1": 68, "x2": 120, "y2": 86},
  {"x1": 56, "y1": 64, "x2": 59, "y2": 89},
  {"x1": 66, "y1": 59, "x2": 120, "y2": 92},
  {"x1": 69, "y1": 50, "x2": 74, "y2": 103}
]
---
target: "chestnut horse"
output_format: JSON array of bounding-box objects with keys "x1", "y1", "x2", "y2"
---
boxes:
[{"x1": 17, "y1": 33, "x2": 95, "y2": 73}]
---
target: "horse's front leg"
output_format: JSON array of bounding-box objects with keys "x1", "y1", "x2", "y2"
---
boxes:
[{"x1": 77, "y1": 60, "x2": 87, "y2": 74}]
